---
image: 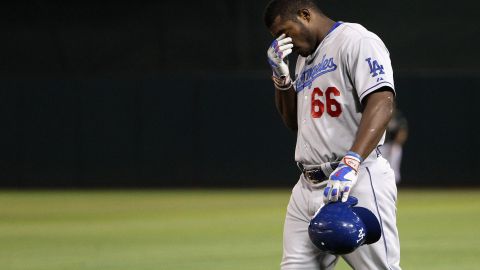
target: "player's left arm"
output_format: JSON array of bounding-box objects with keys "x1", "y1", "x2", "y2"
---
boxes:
[
  {"x1": 350, "y1": 87, "x2": 394, "y2": 159},
  {"x1": 324, "y1": 89, "x2": 394, "y2": 203},
  {"x1": 349, "y1": 37, "x2": 396, "y2": 159},
  {"x1": 324, "y1": 36, "x2": 396, "y2": 203}
]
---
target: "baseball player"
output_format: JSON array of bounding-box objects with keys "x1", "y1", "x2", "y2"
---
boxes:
[
  {"x1": 381, "y1": 109, "x2": 409, "y2": 183},
  {"x1": 264, "y1": 0, "x2": 401, "y2": 269}
]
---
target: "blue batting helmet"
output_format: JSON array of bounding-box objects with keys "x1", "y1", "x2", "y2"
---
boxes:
[{"x1": 308, "y1": 196, "x2": 381, "y2": 255}]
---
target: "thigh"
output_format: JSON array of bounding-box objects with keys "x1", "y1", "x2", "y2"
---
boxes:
[
  {"x1": 281, "y1": 177, "x2": 338, "y2": 270},
  {"x1": 343, "y1": 157, "x2": 401, "y2": 270}
]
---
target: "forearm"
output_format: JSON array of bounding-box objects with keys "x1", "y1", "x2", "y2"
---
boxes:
[
  {"x1": 350, "y1": 89, "x2": 395, "y2": 159},
  {"x1": 274, "y1": 85, "x2": 297, "y2": 132},
  {"x1": 266, "y1": 34, "x2": 297, "y2": 131}
]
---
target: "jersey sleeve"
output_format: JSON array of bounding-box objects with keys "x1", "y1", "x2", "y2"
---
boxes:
[{"x1": 346, "y1": 37, "x2": 395, "y2": 102}]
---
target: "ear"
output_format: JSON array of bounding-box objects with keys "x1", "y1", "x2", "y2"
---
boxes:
[{"x1": 297, "y1": 8, "x2": 311, "y2": 23}]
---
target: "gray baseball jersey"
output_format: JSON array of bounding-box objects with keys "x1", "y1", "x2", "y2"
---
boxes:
[
  {"x1": 293, "y1": 22, "x2": 395, "y2": 166},
  {"x1": 281, "y1": 22, "x2": 401, "y2": 269}
]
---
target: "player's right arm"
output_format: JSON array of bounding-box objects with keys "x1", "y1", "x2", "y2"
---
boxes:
[
  {"x1": 267, "y1": 34, "x2": 297, "y2": 132},
  {"x1": 274, "y1": 83, "x2": 297, "y2": 131}
]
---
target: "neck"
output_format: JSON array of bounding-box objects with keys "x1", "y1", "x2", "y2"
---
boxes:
[{"x1": 314, "y1": 16, "x2": 336, "y2": 46}]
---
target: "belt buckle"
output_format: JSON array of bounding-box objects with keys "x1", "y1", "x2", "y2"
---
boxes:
[{"x1": 305, "y1": 169, "x2": 321, "y2": 184}]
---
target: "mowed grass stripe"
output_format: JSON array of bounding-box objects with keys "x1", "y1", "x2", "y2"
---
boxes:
[{"x1": 0, "y1": 189, "x2": 479, "y2": 270}]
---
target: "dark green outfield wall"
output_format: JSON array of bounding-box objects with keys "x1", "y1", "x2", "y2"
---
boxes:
[
  {"x1": 0, "y1": 1, "x2": 478, "y2": 187},
  {"x1": 1, "y1": 74, "x2": 479, "y2": 187}
]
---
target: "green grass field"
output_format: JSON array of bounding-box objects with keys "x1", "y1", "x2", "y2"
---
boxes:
[{"x1": 0, "y1": 189, "x2": 479, "y2": 270}]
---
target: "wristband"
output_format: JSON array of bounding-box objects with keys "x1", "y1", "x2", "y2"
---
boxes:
[
  {"x1": 272, "y1": 75, "x2": 292, "y2": 91},
  {"x1": 342, "y1": 151, "x2": 363, "y2": 172}
]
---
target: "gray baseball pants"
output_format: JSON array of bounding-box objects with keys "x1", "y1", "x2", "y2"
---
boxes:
[{"x1": 281, "y1": 155, "x2": 401, "y2": 270}]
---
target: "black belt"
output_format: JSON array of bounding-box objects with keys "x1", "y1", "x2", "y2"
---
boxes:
[
  {"x1": 297, "y1": 161, "x2": 339, "y2": 184},
  {"x1": 297, "y1": 147, "x2": 383, "y2": 183}
]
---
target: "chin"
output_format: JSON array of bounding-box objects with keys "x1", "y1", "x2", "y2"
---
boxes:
[
  {"x1": 299, "y1": 51, "x2": 310, "y2": 57},
  {"x1": 298, "y1": 48, "x2": 314, "y2": 57}
]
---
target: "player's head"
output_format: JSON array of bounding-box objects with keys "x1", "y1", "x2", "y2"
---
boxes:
[{"x1": 264, "y1": 0, "x2": 324, "y2": 57}]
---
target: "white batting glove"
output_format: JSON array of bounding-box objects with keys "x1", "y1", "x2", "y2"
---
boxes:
[
  {"x1": 323, "y1": 151, "x2": 363, "y2": 203},
  {"x1": 267, "y1": 34, "x2": 294, "y2": 89}
]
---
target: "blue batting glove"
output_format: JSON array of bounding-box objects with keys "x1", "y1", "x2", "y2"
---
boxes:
[{"x1": 323, "y1": 151, "x2": 363, "y2": 203}]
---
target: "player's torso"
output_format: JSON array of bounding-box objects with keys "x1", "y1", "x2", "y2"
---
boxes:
[{"x1": 294, "y1": 23, "x2": 362, "y2": 165}]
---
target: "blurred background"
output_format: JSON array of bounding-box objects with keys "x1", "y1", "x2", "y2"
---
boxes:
[
  {"x1": 0, "y1": 1, "x2": 479, "y2": 270},
  {"x1": 0, "y1": 1, "x2": 479, "y2": 188}
]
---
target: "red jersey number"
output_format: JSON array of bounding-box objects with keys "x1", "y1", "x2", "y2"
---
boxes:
[
  {"x1": 311, "y1": 88, "x2": 324, "y2": 118},
  {"x1": 310, "y1": 87, "x2": 342, "y2": 118}
]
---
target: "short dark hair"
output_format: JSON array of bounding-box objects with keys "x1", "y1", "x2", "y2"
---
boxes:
[{"x1": 264, "y1": 0, "x2": 321, "y2": 28}]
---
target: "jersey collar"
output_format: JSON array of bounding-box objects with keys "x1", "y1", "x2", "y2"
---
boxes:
[
  {"x1": 305, "y1": 21, "x2": 343, "y2": 63},
  {"x1": 326, "y1": 21, "x2": 343, "y2": 37}
]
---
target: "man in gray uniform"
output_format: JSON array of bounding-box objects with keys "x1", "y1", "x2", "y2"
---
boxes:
[{"x1": 264, "y1": 0, "x2": 401, "y2": 269}]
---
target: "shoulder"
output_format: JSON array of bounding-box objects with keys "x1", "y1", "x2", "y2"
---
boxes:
[
  {"x1": 337, "y1": 23, "x2": 387, "y2": 51},
  {"x1": 339, "y1": 23, "x2": 381, "y2": 42}
]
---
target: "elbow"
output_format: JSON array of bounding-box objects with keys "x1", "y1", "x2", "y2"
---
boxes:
[
  {"x1": 384, "y1": 97, "x2": 395, "y2": 122},
  {"x1": 368, "y1": 88, "x2": 395, "y2": 120},
  {"x1": 384, "y1": 93, "x2": 395, "y2": 122},
  {"x1": 363, "y1": 88, "x2": 395, "y2": 123}
]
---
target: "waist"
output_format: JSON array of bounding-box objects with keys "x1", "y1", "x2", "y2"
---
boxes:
[
  {"x1": 297, "y1": 146, "x2": 382, "y2": 167},
  {"x1": 297, "y1": 147, "x2": 383, "y2": 184}
]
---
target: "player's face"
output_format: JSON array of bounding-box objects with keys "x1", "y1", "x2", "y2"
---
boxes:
[{"x1": 270, "y1": 16, "x2": 316, "y2": 57}]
